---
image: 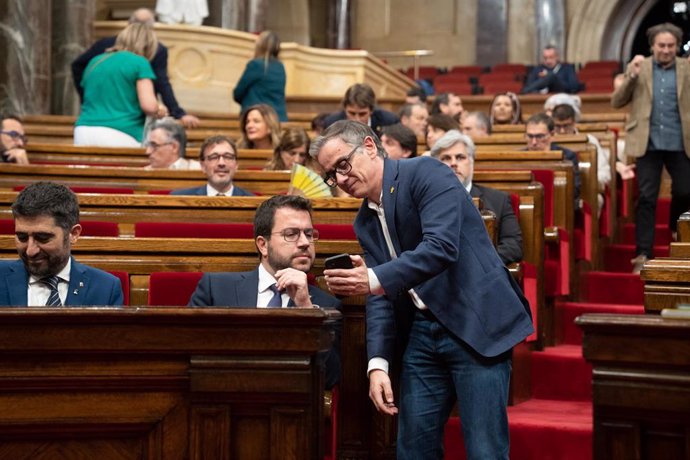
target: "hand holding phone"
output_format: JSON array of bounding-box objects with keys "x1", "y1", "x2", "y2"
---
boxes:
[{"x1": 324, "y1": 253, "x2": 354, "y2": 270}]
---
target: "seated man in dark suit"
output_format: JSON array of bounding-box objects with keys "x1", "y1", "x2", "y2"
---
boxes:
[
  {"x1": 71, "y1": 8, "x2": 200, "y2": 128},
  {"x1": 189, "y1": 195, "x2": 341, "y2": 388},
  {"x1": 323, "y1": 83, "x2": 398, "y2": 137},
  {"x1": 0, "y1": 182, "x2": 124, "y2": 306},
  {"x1": 431, "y1": 129, "x2": 523, "y2": 265},
  {"x1": 524, "y1": 112, "x2": 581, "y2": 206},
  {"x1": 171, "y1": 135, "x2": 253, "y2": 196},
  {"x1": 522, "y1": 45, "x2": 582, "y2": 94}
]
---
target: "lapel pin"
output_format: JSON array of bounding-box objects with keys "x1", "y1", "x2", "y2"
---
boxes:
[
  {"x1": 390, "y1": 186, "x2": 395, "y2": 194},
  {"x1": 79, "y1": 282, "x2": 84, "y2": 287},
  {"x1": 73, "y1": 289, "x2": 79, "y2": 295}
]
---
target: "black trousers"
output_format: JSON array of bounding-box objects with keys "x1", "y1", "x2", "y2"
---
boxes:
[{"x1": 635, "y1": 149, "x2": 690, "y2": 257}]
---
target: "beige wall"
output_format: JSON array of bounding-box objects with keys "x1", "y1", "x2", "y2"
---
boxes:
[
  {"x1": 351, "y1": 0, "x2": 478, "y2": 70},
  {"x1": 265, "y1": 0, "x2": 310, "y2": 45},
  {"x1": 507, "y1": 0, "x2": 537, "y2": 64}
]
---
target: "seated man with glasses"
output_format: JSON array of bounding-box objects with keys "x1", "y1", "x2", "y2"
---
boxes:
[
  {"x1": 1, "y1": 115, "x2": 29, "y2": 165},
  {"x1": 524, "y1": 112, "x2": 581, "y2": 205},
  {"x1": 189, "y1": 195, "x2": 341, "y2": 389},
  {"x1": 143, "y1": 119, "x2": 201, "y2": 170},
  {"x1": 171, "y1": 135, "x2": 253, "y2": 196}
]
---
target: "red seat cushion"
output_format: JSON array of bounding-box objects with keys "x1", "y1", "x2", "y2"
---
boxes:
[
  {"x1": 314, "y1": 224, "x2": 357, "y2": 240},
  {"x1": 1, "y1": 219, "x2": 118, "y2": 237},
  {"x1": 148, "y1": 272, "x2": 203, "y2": 306},
  {"x1": 108, "y1": 271, "x2": 130, "y2": 306}
]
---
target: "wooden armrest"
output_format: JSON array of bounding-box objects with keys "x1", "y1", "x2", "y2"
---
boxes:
[
  {"x1": 323, "y1": 389, "x2": 333, "y2": 419},
  {"x1": 507, "y1": 262, "x2": 523, "y2": 282},
  {"x1": 544, "y1": 226, "x2": 560, "y2": 243}
]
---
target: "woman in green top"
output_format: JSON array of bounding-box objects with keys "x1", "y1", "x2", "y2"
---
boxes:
[
  {"x1": 75, "y1": 23, "x2": 164, "y2": 147},
  {"x1": 233, "y1": 31, "x2": 288, "y2": 122}
]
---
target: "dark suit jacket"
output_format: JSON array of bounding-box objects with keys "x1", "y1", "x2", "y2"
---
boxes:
[
  {"x1": 470, "y1": 184, "x2": 523, "y2": 265},
  {"x1": 72, "y1": 37, "x2": 187, "y2": 119},
  {"x1": 355, "y1": 157, "x2": 533, "y2": 364},
  {"x1": 522, "y1": 63, "x2": 581, "y2": 94},
  {"x1": 323, "y1": 108, "x2": 399, "y2": 137},
  {"x1": 0, "y1": 257, "x2": 124, "y2": 306},
  {"x1": 189, "y1": 268, "x2": 341, "y2": 389},
  {"x1": 170, "y1": 184, "x2": 254, "y2": 196},
  {"x1": 611, "y1": 56, "x2": 690, "y2": 159}
]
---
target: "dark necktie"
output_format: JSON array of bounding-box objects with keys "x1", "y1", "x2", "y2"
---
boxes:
[
  {"x1": 266, "y1": 283, "x2": 283, "y2": 308},
  {"x1": 216, "y1": 193, "x2": 225, "y2": 196},
  {"x1": 41, "y1": 276, "x2": 62, "y2": 306}
]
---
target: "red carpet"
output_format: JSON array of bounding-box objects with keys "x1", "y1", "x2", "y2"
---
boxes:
[{"x1": 442, "y1": 199, "x2": 671, "y2": 459}]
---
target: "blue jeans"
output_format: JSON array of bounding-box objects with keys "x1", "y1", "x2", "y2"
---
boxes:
[{"x1": 397, "y1": 310, "x2": 512, "y2": 460}]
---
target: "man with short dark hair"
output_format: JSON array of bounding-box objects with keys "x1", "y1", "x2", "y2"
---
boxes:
[
  {"x1": 524, "y1": 112, "x2": 581, "y2": 204},
  {"x1": 71, "y1": 8, "x2": 200, "y2": 128},
  {"x1": 144, "y1": 119, "x2": 200, "y2": 170},
  {"x1": 323, "y1": 83, "x2": 398, "y2": 136},
  {"x1": 405, "y1": 86, "x2": 427, "y2": 104},
  {"x1": 612, "y1": 22, "x2": 690, "y2": 273},
  {"x1": 522, "y1": 45, "x2": 581, "y2": 94},
  {"x1": 1, "y1": 115, "x2": 29, "y2": 164},
  {"x1": 381, "y1": 124, "x2": 417, "y2": 159},
  {"x1": 311, "y1": 120, "x2": 532, "y2": 459},
  {"x1": 171, "y1": 135, "x2": 253, "y2": 196},
  {"x1": 189, "y1": 195, "x2": 341, "y2": 389},
  {"x1": 0, "y1": 182, "x2": 124, "y2": 306},
  {"x1": 430, "y1": 92, "x2": 463, "y2": 120},
  {"x1": 398, "y1": 102, "x2": 428, "y2": 137}
]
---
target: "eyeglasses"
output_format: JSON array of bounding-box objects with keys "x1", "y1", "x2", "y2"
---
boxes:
[
  {"x1": 144, "y1": 141, "x2": 172, "y2": 150},
  {"x1": 204, "y1": 153, "x2": 237, "y2": 162},
  {"x1": 271, "y1": 227, "x2": 320, "y2": 243},
  {"x1": 323, "y1": 144, "x2": 361, "y2": 188},
  {"x1": 1, "y1": 130, "x2": 27, "y2": 143},
  {"x1": 525, "y1": 133, "x2": 548, "y2": 141}
]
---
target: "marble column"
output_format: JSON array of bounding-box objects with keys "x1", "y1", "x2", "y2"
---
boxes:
[
  {"x1": 51, "y1": 0, "x2": 94, "y2": 116},
  {"x1": 207, "y1": 0, "x2": 245, "y2": 30},
  {"x1": 246, "y1": 0, "x2": 267, "y2": 33},
  {"x1": 0, "y1": 1, "x2": 52, "y2": 115},
  {"x1": 327, "y1": 0, "x2": 350, "y2": 49},
  {"x1": 535, "y1": 0, "x2": 565, "y2": 60}
]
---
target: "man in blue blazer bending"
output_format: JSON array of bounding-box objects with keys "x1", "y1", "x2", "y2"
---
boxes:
[
  {"x1": 188, "y1": 195, "x2": 341, "y2": 389},
  {"x1": 0, "y1": 182, "x2": 123, "y2": 307},
  {"x1": 312, "y1": 120, "x2": 533, "y2": 459},
  {"x1": 171, "y1": 135, "x2": 254, "y2": 197}
]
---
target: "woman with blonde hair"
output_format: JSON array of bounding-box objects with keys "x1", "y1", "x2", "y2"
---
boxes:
[
  {"x1": 238, "y1": 104, "x2": 281, "y2": 150},
  {"x1": 265, "y1": 127, "x2": 314, "y2": 171},
  {"x1": 75, "y1": 22, "x2": 164, "y2": 147},
  {"x1": 489, "y1": 92, "x2": 522, "y2": 126},
  {"x1": 233, "y1": 31, "x2": 287, "y2": 121}
]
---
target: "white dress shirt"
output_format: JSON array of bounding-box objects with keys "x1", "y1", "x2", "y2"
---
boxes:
[
  {"x1": 257, "y1": 263, "x2": 288, "y2": 308},
  {"x1": 27, "y1": 259, "x2": 71, "y2": 306},
  {"x1": 206, "y1": 184, "x2": 234, "y2": 197}
]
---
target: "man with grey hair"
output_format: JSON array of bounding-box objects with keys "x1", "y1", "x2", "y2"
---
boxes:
[
  {"x1": 311, "y1": 120, "x2": 532, "y2": 459},
  {"x1": 144, "y1": 119, "x2": 201, "y2": 170},
  {"x1": 522, "y1": 45, "x2": 581, "y2": 94},
  {"x1": 612, "y1": 22, "x2": 690, "y2": 273},
  {"x1": 430, "y1": 130, "x2": 522, "y2": 264},
  {"x1": 461, "y1": 111, "x2": 491, "y2": 139},
  {"x1": 71, "y1": 8, "x2": 200, "y2": 128}
]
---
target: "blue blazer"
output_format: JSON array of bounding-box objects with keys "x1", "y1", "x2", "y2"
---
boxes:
[
  {"x1": 0, "y1": 258, "x2": 124, "y2": 306},
  {"x1": 189, "y1": 268, "x2": 342, "y2": 389},
  {"x1": 522, "y1": 63, "x2": 581, "y2": 94},
  {"x1": 71, "y1": 37, "x2": 187, "y2": 119},
  {"x1": 170, "y1": 184, "x2": 254, "y2": 196},
  {"x1": 354, "y1": 157, "x2": 533, "y2": 363},
  {"x1": 233, "y1": 58, "x2": 287, "y2": 122}
]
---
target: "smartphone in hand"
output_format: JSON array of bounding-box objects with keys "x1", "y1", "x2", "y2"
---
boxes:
[{"x1": 324, "y1": 253, "x2": 354, "y2": 270}]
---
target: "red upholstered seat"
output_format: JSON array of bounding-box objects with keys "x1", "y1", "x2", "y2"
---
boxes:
[
  {"x1": 0, "y1": 219, "x2": 118, "y2": 237},
  {"x1": 148, "y1": 272, "x2": 203, "y2": 306},
  {"x1": 13, "y1": 185, "x2": 134, "y2": 194},
  {"x1": 147, "y1": 190, "x2": 172, "y2": 195},
  {"x1": 314, "y1": 224, "x2": 357, "y2": 240},
  {"x1": 134, "y1": 222, "x2": 254, "y2": 238},
  {"x1": 108, "y1": 271, "x2": 130, "y2": 305}
]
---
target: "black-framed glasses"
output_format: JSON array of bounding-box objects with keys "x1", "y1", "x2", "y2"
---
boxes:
[
  {"x1": 323, "y1": 144, "x2": 361, "y2": 188},
  {"x1": 271, "y1": 227, "x2": 320, "y2": 243},
  {"x1": 144, "y1": 141, "x2": 172, "y2": 150},
  {"x1": 204, "y1": 153, "x2": 237, "y2": 162},
  {"x1": 1, "y1": 130, "x2": 27, "y2": 143}
]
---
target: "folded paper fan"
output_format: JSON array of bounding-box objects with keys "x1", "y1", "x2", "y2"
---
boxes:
[{"x1": 289, "y1": 164, "x2": 332, "y2": 198}]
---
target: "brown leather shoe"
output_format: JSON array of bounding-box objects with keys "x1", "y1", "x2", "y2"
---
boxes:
[{"x1": 631, "y1": 254, "x2": 649, "y2": 274}]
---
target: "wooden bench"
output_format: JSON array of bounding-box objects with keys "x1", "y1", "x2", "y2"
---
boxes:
[
  {"x1": 0, "y1": 307, "x2": 337, "y2": 460},
  {"x1": 25, "y1": 143, "x2": 275, "y2": 169},
  {"x1": 0, "y1": 164, "x2": 292, "y2": 195}
]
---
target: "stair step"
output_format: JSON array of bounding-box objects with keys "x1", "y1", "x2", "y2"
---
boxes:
[
  {"x1": 556, "y1": 301, "x2": 645, "y2": 345},
  {"x1": 531, "y1": 345, "x2": 592, "y2": 401},
  {"x1": 444, "y1": 399, "x2": 592, "y2": 460},
  {"x1": 580, "y1": 271, "x2": 645, "y2": 304}
]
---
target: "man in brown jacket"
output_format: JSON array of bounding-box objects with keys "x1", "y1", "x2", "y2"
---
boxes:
[{"x1": 612, "y1": 22, "x2": 690, "y2": 273}]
